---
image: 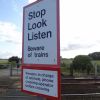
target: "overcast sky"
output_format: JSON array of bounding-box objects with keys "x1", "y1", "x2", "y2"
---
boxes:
[{"x1": 0, "y1": 0, "x2": 100, "y2": 59}]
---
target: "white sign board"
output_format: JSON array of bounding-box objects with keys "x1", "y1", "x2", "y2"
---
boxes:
[
  {"x1": 23, "y1": 68, "x2": 58, "y2": 97},
  {"x1": 23, "y1": 0, "x2": 60, "y2": 65}
]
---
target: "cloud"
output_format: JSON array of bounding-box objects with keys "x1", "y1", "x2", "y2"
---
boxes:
[
  {"x1": 60, "y1": 0, "x2": 100, "y2": 58},
  {"x1": 61, "y1": 44, "x2": 81, "y2": 51},
  {"x1": 61, "y1": 43, "x2": 94, "y2": 51},
  {"x1": 61, "y1": 42, "x2": 100, "y2": 58},
  {"x1": 0, "y1": 52, "x2": 15, "y2": 59},
  {"x1": 0, "y1": 21, "x2": 21, "y2": 43},
  {"x1": 28, "y1": 0, "x2": 37, "y2": 4},
  {"x1": 0, "y1": 21, "x2": 22, "y2": 58}
]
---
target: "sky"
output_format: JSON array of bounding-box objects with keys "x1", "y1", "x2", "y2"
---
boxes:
[{"x1": 0, "y1": 0, "x2": 100, "y2": 59}]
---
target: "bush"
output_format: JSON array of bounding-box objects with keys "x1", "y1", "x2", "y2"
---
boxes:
[
  {"x1": 61, "y1": 62, "x2": 66, "y2": 67},
  {"x1": 0, "y1": 64, "x2": 8, "y2": 69}
]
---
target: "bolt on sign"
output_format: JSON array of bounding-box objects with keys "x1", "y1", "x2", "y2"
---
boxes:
[
  {"x1": 22, "y1": 0, "x2": 60, "y2": 66},
  {"x1": 22, "y1": 66, "x2": 61, "y2": 100}
]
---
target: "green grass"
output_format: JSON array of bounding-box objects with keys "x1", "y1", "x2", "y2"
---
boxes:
[
  {"x1": 0, "y1": 59, "x2": 8, "y2": 64},
  {"x1": 93, "y1": 60, "x2": 100, "y2": 65},
  {"x1": 61, "y1": 58, "x2": 72, "y2": 64}
]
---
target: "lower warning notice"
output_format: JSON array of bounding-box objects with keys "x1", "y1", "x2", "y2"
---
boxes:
[{"x1": 22, "y1": 68, "x2": 58, "y2": 97}]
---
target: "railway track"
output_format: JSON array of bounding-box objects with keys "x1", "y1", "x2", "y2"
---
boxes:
[
  {"x1": 61, "y1": 78, "x2": 100, "y2": 94},
  {"x1": 1, "y1": 78, "x2": 100, "y2": 100},
  {"x1": 61, "y1": 78, "x2": 100, "y2": 83}
]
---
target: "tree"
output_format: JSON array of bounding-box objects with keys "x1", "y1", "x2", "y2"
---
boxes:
[
  {"x1": 8, "y1": 56, "x2": 20, "y2": 63},
  {"x1": 71, "y1": 55, "x2": 93, "y2": 75},
  {"x1": 88, "y1": 52, "x2": 100, "y2": 60}
]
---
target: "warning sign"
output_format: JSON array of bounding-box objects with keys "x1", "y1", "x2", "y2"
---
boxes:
[
  {"x1": 22, "y1": 68, "x2": 60, "y2": 97},
  {"x1": 22, "y1": 0, "x2": 61, "y2": 99},
  {"x1": 22, "y1": 0, "x2": 60, "y2": 65}
]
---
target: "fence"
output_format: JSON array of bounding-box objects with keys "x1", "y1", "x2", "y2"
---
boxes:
[{"x1": 10, "y1": 67, "x2": 21, "y2": 76}]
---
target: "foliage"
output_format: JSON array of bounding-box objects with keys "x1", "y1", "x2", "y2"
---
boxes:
[
  {"x1": 88, "y1": 52, "x2": 100, "y2": 60},
  {"x1": 60, "y1": 58, "x2": 100, "y2": 76},
  {"x1": 71, "y1": 55, "x2": 93, "y2": 75},
  {"x1": 61, "y1": 62, "x2": 66, "y2": 67},
  {"x1": 97, "y1": 64, "x2": 100, "y2": 73},
  {"x1": 70, "y1": 63, "x2": 74, "y2": 76},
  {"x1": 0, "y1": 64, "x2": 8, "y2": 69},
  {"x1": 8, "y1": 56, "x2": 20, "y2": 63},
  {"x1": 60, "y1": 58, "x2": 73, "y2": 75},
  {"x1": 61, "y1": 58, "x2": 72, "y2": 67}
]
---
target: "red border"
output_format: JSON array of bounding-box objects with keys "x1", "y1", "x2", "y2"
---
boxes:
[
  {"x1": 21, "y1": 66, "x2": 61, "y2": 100},
  {"x1": 22, "y1": 0, "x2": 60, "y2": 67},
  {"x1": 57, "y1": 0, "x2": 60, "y2": 66}
]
